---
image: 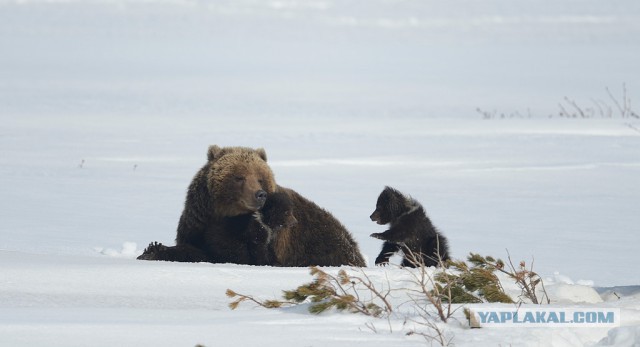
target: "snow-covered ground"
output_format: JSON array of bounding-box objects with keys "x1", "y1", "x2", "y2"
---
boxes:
[{"x1": 1, "y1": 0, "x2": 639, "y2": 345}]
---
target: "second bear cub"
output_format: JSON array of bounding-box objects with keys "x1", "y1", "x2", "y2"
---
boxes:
[
  {"x1": 248, "y1": 192, "x2": 298, "y2": 265},
  {"x1": 369, "y1": 186, "x2": 450, "y2": 267}
]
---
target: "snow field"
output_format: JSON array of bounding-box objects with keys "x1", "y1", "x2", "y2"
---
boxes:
[{"x1": 1, "y1": 0, "x2": 640, "y2": 345}]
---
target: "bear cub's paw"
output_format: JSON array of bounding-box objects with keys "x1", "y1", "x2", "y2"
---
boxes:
[{"x1": 370, "y1": 232, "x2": 386, "y2": 240}]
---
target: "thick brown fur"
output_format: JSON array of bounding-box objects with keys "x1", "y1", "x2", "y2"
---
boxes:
[
  {"x1": 138, "y1": 145, "x2": 275, "y2": 264},
  {"x1": 370, "y1": 186, "x2": 450, "y2": 268},
  {"x1": 138, "y1": 145, "x2": 366, "y2": 267},
  {"x1": 271, "y1": 187, "x2": 366, "y2": 267}
]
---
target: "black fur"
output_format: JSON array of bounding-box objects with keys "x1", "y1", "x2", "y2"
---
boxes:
[
  {"x1": 247, "y1": 192, "x2": 297, "y2": 265},
  {"x1": 370, "y1": 186, "x2": 450, "y2": 267}
]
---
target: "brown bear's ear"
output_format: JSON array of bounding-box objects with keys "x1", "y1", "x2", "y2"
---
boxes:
[
  {"x1": 208, "y1": 145, "x2": 223, "y2": 161},
  {"x1": 256, "y1": 147, "x2": 267, "y2": 162}
]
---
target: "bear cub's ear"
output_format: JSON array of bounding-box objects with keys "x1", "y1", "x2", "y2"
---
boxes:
[
  {"x1": 207, "y1": 145, "x2": 222, "y2": 161},
  {"x1": 256, "y1": 148, "x2": 267, "y2": 162}
]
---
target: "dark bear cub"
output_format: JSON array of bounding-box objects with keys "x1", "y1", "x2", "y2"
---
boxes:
[
  {"x1": 247, "y1": 192, "x2": 297, "y2": 265},
  {"x1": 247, "y1": 193, "x2": 298, "y2": 265},
  {"x1": 369, "y1": 186, "x2": 450, "y2": 267}
]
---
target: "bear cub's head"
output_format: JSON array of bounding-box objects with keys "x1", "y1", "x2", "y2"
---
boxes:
[
  {"x1": 260, "y1": 192, "x2": 297, "y2": 232},
  {"x1": 207, "y1": 145, "x2": 277, "y2": 217},
  {"x1": 369, "y1": 186, "x2": 409, "y2": 225}
]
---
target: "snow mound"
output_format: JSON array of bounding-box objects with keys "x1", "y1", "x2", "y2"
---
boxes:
[
  {"x1": 547, "y1": 283, "x2": 603, "y2": 304},
  {"x1": 94, "y1": 242, "x2": 141, "y2": 259},
  {"x1": 596, "y1": 326, "x2": 640, "y2": 346},
  {"x1": 541, "y1": 272, "x2": 603, "y2": 303}
]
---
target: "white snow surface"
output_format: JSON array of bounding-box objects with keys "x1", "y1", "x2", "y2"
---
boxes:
[{"x1": 1, "y1": 0, "x2": 640, "y2": 345}]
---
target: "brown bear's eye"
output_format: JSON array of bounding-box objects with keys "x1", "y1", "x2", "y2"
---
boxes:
[{"x1": 234, "y1": 176, "x2": 245, "y2": 182}]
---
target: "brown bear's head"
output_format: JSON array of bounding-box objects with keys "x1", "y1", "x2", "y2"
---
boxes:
[{"x1": 207, "y1": 145, "x2": 277, "y2": 217}]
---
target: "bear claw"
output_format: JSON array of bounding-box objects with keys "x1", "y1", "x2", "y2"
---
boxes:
[
  {"x1": 137, "y1": 241, "x2": 167, "y2": 260},
  {"x1": 374, "y1": 258, "x2": 390, "y2": 266}
]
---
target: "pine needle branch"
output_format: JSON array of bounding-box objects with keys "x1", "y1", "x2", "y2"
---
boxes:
[{"x1": 225, "y1": 289, "x2": 291, "y2": 310}]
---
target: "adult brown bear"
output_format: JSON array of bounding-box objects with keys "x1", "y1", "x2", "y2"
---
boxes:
[{"x1": 138, "y1": 145, "x2": 365, "y2": 267}]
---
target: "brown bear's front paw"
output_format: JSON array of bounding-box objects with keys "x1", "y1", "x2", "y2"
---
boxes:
[
  {"x1": 370, "y1": 232, "x2": 386, "y2": 240},
  {"x1": 137, "y1": 241, "x2": 167, "y2": 260}
]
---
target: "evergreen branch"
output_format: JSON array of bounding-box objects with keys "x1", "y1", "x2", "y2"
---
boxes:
[{"x1": 225, "y1": 289, "x2": 291, "y2": 310}]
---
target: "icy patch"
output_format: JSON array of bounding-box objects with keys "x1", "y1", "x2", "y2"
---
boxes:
[{"x1": 94, "y1": 242, "x2": 141, "y2": 259}]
